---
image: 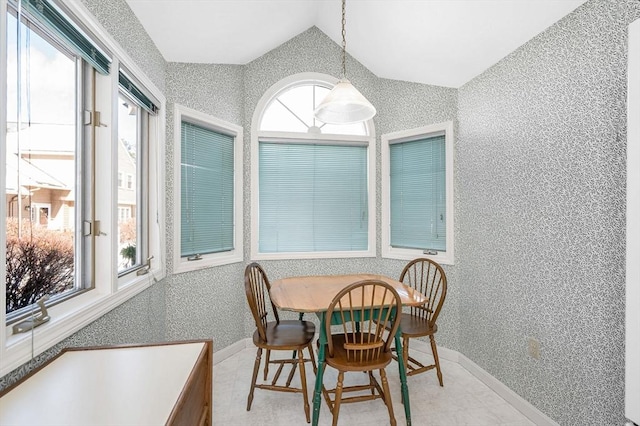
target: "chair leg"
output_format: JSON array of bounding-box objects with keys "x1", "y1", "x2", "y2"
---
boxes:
[
  {"x1": 380, "y1": 368, "x2": 397, "y2": 426},
  {"x1": 401, "y1": 335, "x2": 410, "y2": 405},
  {"x1": 368, "y1": 371, "x2": 375, "y2": 395},
  {"x1": 403, "y1": 335, "x2": 410, "y2": 373},
  {"x1": 308, "y1": 343, "x2": 318, "y2": 374},
  {"x1": 247, "y1": 347, "x2": 262, "y2": 411},
  {"x1": 298, "y1": 347, "x2": 311, "y2": 423},
  {"x1": 332, "y1": 371, "x2": 344, "y2": 426},
  {"x1": 264, "y1": 349, "x2": 271, "y2": 380},
  {"x1": 285, "y1": 361, "x2": 298, "y2": 387},
  {"x1": 430, "y1": 334, "x2": 443, "y2": 386}
]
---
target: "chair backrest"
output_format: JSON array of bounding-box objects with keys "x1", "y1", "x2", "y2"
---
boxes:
[
  {"x1": 399, "y1": 258, "x2": 447, "y2": 327},
  {"x1": 325, "y1": 280, "x2": 402, "y2": 362},
  {"x1": 244, "y1": 262, "x2": 280, "y2": 342}
]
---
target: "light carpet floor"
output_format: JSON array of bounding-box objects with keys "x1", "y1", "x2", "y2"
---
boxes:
[{"x1": 213, "y1": 347, "x2": 536, "y2": 425}]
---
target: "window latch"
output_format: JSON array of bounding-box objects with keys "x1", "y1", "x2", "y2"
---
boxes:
[
  {"x1": 423, "y1": 250, "x2": 438, "y2": 256},
  {"x1": 83, "y1": 110, "x2": 107, "y2": 127},
  {"x1": 12, "y1": 295, "x2": 51, "y2": 334},
  {"x1": 187, "y1": 254, "x2": 203, "y2": 261},
  {"x1": 82, "y1": 220, "x2": 106, "y2": 237},
  {"x1": 136, "y1": 256, "x2": 154, "y2": 276}
]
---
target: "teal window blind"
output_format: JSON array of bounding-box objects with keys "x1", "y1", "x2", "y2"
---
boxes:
[
  {"x1": 181, "y1": 122, "x2": 234, "y2": 257},
  {"x1": 21, "y1": 0, "x2": 110, "y2": 74},
  {"x1": 259, "y1": 142, "x2": 368, "y2": 253},
  {"x1": 119, "y1": 70, "x2": 158, "y2": 114},
  {"x1": 390, "y1": 135, "x2": 446, "y2": 251}
]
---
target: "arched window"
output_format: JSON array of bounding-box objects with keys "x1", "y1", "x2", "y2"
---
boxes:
[
  {"x1": 260, "y1": 83, "x2": 368, "y2": 136},
  {"x1": 251, "y1": 73, "x2": 375, "y2": 260}
]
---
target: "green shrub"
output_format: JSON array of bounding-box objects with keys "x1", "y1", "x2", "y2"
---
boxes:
[{"x1": 120, "y1": 244, "x2": 136, "y2": 267}]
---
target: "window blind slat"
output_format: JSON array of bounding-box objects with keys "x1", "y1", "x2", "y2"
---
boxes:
[
  {"x1": 181, "y1": 122, "x2": 234, "y2": 257},
  {"x1": 390, "y1": 135, "x2": 446, "y2": 251},
  {"x1": 259, "y1": 142, "x2": 368, "y2": 253}
]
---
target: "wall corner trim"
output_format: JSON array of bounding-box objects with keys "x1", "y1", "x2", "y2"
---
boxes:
[
  {"x1": 457, "y1": 354, "x2": 560, "y2": 426},
  {"x1": 410, "y1": 340, "x2": 559, "y2": 426}
]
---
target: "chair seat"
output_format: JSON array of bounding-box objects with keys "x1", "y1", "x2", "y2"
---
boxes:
[
  {"x1": 324, "y1": 334, "x2": 392, "y2": 371},
  {"x1": 399, "y1": 313, "x2": 438, "y2": 337},
  {"x1": 253, "y1": 320, "x2": 316, "y2": 349}
]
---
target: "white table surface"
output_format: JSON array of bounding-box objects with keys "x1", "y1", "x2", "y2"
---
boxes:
[{"x1": 0, "y1": 342, "x2": 206, "y2": 426}]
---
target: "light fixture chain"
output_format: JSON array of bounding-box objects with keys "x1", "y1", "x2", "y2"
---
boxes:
[{"x1": 341, "y1": 0, "x2": 346, "y2": 79}]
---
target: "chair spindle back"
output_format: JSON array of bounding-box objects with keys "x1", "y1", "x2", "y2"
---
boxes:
[
  {"x1": 399, "y1": 258, "x2": 447, "y2": 327},
  {"x1": 245, "y1": 262, "x2": 280, "y2": 342},
  {"x1": 325, "y1": 280, "x2": 401, "y2": 363}
]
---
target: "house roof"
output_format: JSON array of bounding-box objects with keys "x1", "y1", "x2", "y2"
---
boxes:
[
  {"x1": 5, "y1": 124, "x2": 75, "y2": 194},
  {"x1": 125, "y1": 0, "x2": 588, "y2": 88}
]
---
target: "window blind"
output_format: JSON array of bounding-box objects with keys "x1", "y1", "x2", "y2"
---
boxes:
[
  {"x1": 390, "y1": 135, "x2": 446, "y2": 251},
  {"x1": 181, "y1": 122, "x2": 234, "y2": 257},
  {"x1": 259, "y1": 142, "x2": 368, "y2": 253},
  {"x1": 21, "y1": 0, "x2": 110, "y2": 74},
  {"x1": 119, "y1": 70, "x2": 158, "y2": 114}
]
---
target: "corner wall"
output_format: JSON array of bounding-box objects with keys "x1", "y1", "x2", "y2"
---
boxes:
[{"x1": 457, "y1": 0, "x2": 640, "y2": 424}]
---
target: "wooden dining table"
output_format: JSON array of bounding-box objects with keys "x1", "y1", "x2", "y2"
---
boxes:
[{"x1": 270, "y1": 273, "x2": 428, "y2": 426}]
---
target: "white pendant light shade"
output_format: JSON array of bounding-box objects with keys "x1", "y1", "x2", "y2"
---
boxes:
[{"x1": 314, "y1": 79, "x2": 376, "y2": 125}]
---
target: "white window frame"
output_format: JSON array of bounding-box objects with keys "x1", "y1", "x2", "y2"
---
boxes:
[
  {"x1": 173, "y1": 103, "x2": 243, "y2": 274},
  {"x1": 0, "y1": 0, "x2": 166, "y2": 377},
  {"x1": 381, "y1": 121, "x2": 455, "y2": 265},
  {"x1": 250, "y1": 72, "x2": 376, "y2": 260}
]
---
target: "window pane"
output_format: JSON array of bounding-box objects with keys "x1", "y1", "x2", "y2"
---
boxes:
[
  {"x1": 5, "y1": 12, "x2": 79, "y2": 315},
  {"x1": 260, "y1": 83, "x2": 367, "y2": 136},
  {"x1": 390, "y1": 135, "x2": 446, "y2": 251},
  {"x1": 259, "y1": 142, "x2": 368, "y2": 253},
  {"x1": 181, "y1": 122, "x2": 234, "y2": 257},
  {"x1": 261, "y1": 98, "x2": 308, "y2": 133},
  {"x1": 117, "y1": 94, "x2": 139, "y2": 272}
]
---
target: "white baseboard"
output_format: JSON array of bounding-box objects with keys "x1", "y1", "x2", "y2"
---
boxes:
[
  {"x1": 213, "y1": 338, "x2": 250, "y2": 365},
  {"x1": 410, "y1": 339, "x2": 559, "y2": 426},
  {"x1": 215, "y1": 337, "x2": 557, "y2": 425}
]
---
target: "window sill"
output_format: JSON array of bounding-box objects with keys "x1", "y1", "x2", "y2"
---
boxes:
[
  {"x1": 382, "y1": 248, "x2": 454, "y2": 266},
  {"x1": 173, "y1": 252, "x2": 243, "y2": 275},
  {"x1": 1, "y1": 266, "x2": 164, "y2": 377},
  {"x1": 252, "y1": 250, "x2": 376, "y2": 261}
]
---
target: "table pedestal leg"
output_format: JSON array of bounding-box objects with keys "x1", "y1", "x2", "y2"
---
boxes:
[
  {"x1": 395, "y1": 330, "x2": 411, "y2": 425},
  {"x1": 312, "y1": 313, "x2": 327, "y2": 426}
]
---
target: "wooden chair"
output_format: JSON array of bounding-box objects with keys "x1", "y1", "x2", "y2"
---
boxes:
[
  {"x1": 244, "y1": 262, "x2": 317, "y2": 423},
  {"x1": 322, "y1": 280, "x2": 402, "y2": 426},
  {"x1": 394, "y1": 258, "x2": 447, "y2": 385}
]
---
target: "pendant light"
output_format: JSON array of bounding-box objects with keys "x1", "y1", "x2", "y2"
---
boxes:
[{"x1": 314, "y1": 0, "x2": 376, "y2": 125}]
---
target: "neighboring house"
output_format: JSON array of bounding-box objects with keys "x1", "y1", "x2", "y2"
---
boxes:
[
  {"x1": 5, "y1": 123, "x2": 137, "y2": 232},
  {"x1": 5, "y1": 123, "x2": 74, "y2": 231},
  {"x1": 117, "y1": 136, "x2": 137, "y2": 228}
]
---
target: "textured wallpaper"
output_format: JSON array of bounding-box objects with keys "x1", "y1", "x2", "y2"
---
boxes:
[
  {"x1": 164, "y1": 62, "x2": 246, "y2": 349},
  {"x1": 457, "y1": 0, "x2": 640, "y2": 424}
]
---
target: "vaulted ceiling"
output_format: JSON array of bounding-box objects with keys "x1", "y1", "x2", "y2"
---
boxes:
[{"x1": 125, "y1": 0, "x2": 588, "y2": 88}]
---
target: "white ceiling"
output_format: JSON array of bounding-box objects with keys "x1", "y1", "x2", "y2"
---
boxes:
[{"x1": 125, "y1": 0, "x2": 588, "y2": 88}]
